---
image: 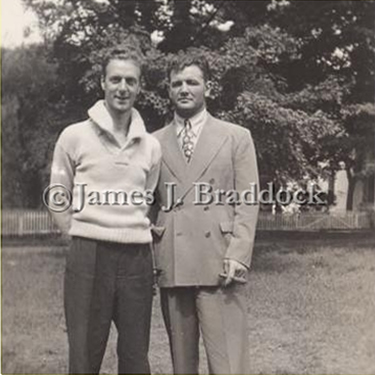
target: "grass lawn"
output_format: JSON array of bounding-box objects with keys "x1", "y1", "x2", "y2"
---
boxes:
[{"x1": 2, "y1": 233, "x2": 375, "y2": 374}]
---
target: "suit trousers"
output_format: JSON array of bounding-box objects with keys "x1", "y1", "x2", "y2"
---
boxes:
[
  {"x1": 64, "y1": 237, "x2": 153, "y2": 374},
  {"x1": 160, "y1": 285, "x2": 250, "y2": 375}
]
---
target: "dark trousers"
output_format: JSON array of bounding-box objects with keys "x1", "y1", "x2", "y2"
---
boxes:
[
  {"x1": 160, "y1": 286, "x2": 250, "y2": 375},
  {"x1": 64, "y1": 237, "x2": 153, "y2": 374}
]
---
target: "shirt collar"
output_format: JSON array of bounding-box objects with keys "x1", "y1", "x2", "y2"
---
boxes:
[{"x1": 175, "y1": 108, "x2": 207, "y2": 138}]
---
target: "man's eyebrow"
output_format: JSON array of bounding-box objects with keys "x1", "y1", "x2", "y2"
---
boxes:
[{"x1": 109, "y1": 75, "x2": 138, "y2": 80}]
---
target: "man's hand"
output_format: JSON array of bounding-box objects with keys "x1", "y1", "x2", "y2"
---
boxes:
[{"x1": 221, "y1": 259, "x2": 248, "y2": 286}]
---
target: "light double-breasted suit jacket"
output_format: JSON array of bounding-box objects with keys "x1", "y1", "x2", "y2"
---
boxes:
[{"x1": 152, "y1": 113, "x2": 259, "y2": 287}]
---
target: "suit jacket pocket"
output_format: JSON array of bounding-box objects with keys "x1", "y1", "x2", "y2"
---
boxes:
[{"x1": 220, "y1": 221, "x2": 234, "y2": 233}]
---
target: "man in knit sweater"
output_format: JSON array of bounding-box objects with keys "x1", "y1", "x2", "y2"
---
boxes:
[{"x1": 49, "y1": 46, "x2": 161, "y2": 374}]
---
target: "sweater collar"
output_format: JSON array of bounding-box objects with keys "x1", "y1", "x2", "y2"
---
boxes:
[{"x1": 88, "y1": 100, "x2": 146, "y2": 141}]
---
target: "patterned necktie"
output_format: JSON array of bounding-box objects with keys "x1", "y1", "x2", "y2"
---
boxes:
[{"x1": 181, "y1": 119, "x2": 194, "y2": 162}]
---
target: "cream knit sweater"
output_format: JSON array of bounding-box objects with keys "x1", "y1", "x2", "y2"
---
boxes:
[{"x1": 49, "y1": 100, "x2": 161, "y2": 243}]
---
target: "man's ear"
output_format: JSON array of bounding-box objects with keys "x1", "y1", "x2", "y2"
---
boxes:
[
  {"x1": 205, "y1": 80, "x2": 213, "y2": 98},
  {"x1": 100, "y1": 76, "x2": 105, "y2": 91},
  {"x1": 168, "y1": 85, "x2": 172, "y2": 100},
  {"x1": 137, "y1": 77, "x2": 143, "y2": 94}
]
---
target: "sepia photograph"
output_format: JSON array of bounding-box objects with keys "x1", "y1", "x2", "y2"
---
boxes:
[{"x1": 1, "y1": 0, "x2": 375, "y2": 374}]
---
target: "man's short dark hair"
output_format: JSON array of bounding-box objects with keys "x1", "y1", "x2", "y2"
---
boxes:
[
  {"x1": 167, "y1": 53, "x2": 211, "y2": 81},
  {"x1": 101, "y1": 45, "x2": 144, "y2": 77}
]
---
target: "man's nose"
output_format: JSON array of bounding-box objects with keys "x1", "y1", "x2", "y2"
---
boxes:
[
  {"x1": 118, "y1": 79, "x2": 127, "y2": 91},
  {"x1": 180, "y1": 82, "x2": 189, "y2": 93}
]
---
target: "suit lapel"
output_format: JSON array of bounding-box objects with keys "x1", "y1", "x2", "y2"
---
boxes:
[
  {"x1": 160, "y1": 123, "x2": 187, "y2": 184},
  {"x1": 181, "y1": 114, "x2": 228, "y2": 197},
  {"x1": 161, "y1": 115, "x2": 228, "y2": 200}
]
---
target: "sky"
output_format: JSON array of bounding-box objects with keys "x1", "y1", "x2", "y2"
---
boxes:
[{"x1": 1, "y1": 0, "x2": 42, "y2": 48}]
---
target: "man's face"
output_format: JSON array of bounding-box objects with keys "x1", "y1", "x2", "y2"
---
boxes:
[
  {"x1": 101, "y1": 59, "x2": 141, "y2": 115},
  {"x1": 169, "y1": 65, "x2": 210, "y2": 118}
]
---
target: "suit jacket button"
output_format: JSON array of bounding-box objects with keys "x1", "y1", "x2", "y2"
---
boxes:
[
  {"x1": 205, "y1": 231, "x2": 211, "y2": 238},
  {"x1": 204, "y1": 206, "x2": 209, "y2": 211},
  {"x1": 209, "y1": 178, "x2": 215, "y2": 184}
]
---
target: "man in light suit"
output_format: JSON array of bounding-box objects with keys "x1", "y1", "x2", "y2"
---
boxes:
[{"x1": 152, "y1": 53, "x2": 259, "y2": 374}]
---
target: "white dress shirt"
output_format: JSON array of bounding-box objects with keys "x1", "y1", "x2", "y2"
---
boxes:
[{"x1": 175, "y1": 108, "x2": 207, "y2": 152}]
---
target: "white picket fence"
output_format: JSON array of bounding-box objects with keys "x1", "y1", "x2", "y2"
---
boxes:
[
  {"x1": 257, "y1": 211, "x2": 374, "y2": 231},
  {"x1": 2, "y1": 210, "x2": 60, "y2": 237},
  {"x1": 1, "y1": 210, "x2": 374, "y2": 237}
]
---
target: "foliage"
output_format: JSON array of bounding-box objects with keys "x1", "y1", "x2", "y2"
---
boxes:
[
  {"x1": 226, "y1": 92, "x2": 340, "y2": 184},
  {"x1": 2, "y1": 0, "x2": 373, "y2": 208},
  {"x1": 1, "y1": 46, "x2": 78, "y2": 207}
]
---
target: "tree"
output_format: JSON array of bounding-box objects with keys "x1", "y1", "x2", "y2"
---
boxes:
[
  {"x1": 10, "y1": 0, "x2": 374, "y2": 209},
  {"x1": 2, "y1": 46, "x2": 73, "y2": 207},
  {"x1": 275, "y1": 1, "x2": 375, "y2": 209},
  {"x1": 214, "y1": 0, "x2": 375, "y2": 207}
]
